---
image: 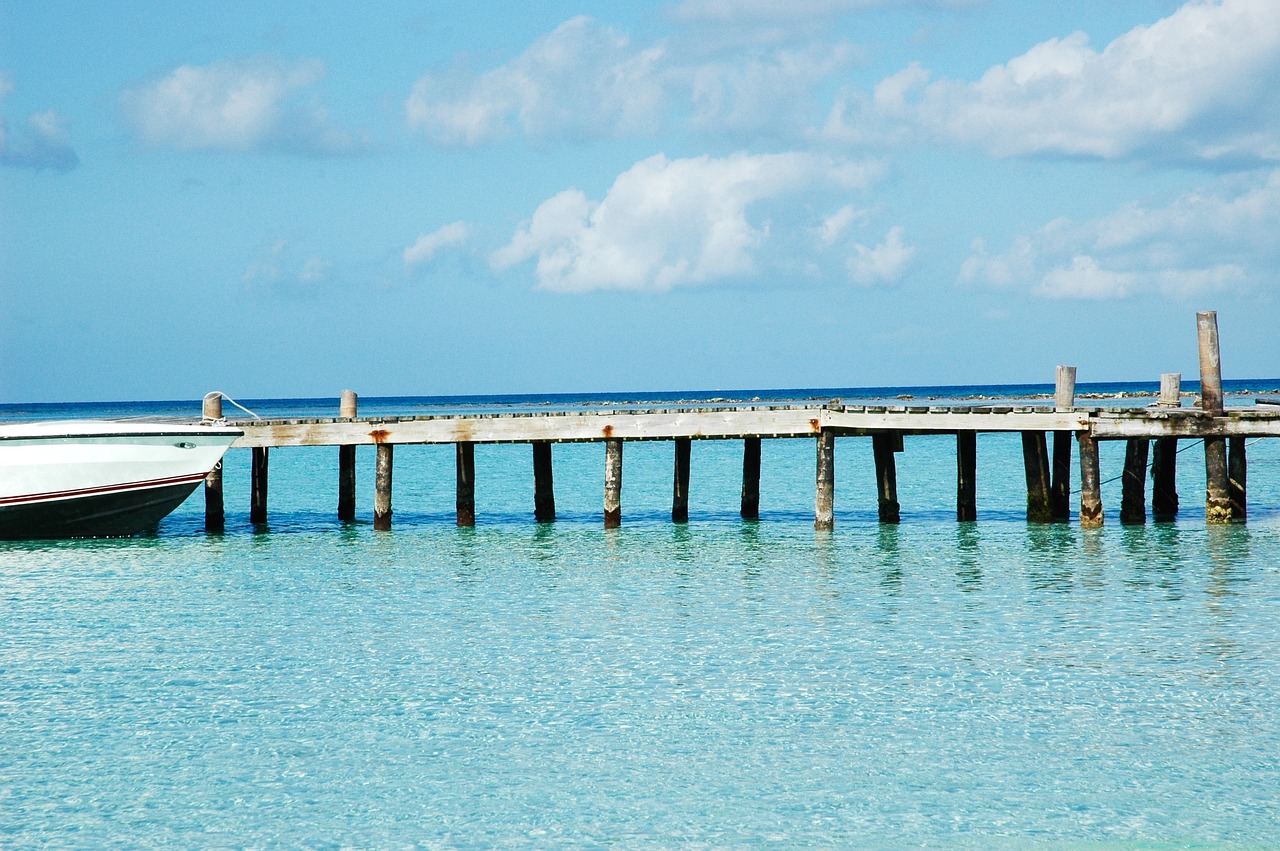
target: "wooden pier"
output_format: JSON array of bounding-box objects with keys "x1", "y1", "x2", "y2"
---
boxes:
[{"x1": 204, "y1": 312, "x2": 1279, "y2": 531}]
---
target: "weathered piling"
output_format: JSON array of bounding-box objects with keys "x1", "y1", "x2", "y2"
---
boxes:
[
  {"x1": 250, "y1": 447, "x2": 269, "y2": 525},
  {"x1": 956, "y1": 431, "x2": 977, "y2": 522},
  {"x1": 873, "y1": 431, "x2": 901, "y2": 524},
  {"x1": 1078, "y1": 432, "x2": 1103, "y2": 527},
  {"x1": 740, "y1": 438, "x2": 761, "y2": 520},
  {"x1": 672, "y1": 438, "x2": 691, "y2": 523},
  {"x1": 1051, "y1": 365, "x2": 1076, "y2": 521},
  {"x1": 1021, "y1": 432, "x2": 1053, "y2": 523},
  {"x1": 338, "y1": 390, "x2": 358, "y2": 522},
  {"x1": 533, "y1": 442, "x2": 555, "y2": 522},
  {"x1": 1229, "y1": 436, "x2": 1247, "y2": 521},
  {"x1": 815, "y1": 431, "x2": 835, "y2": 531},
  {"x1": 1160, "y1": 373, "x2": 1181, "y2": 407},
  {"x1": 203, "y1": 393, "x2": 225, "y2": 532},
  {"x1": 374, "y1": 444, "x2": 393, "y2": 530},
  {"x1": 456, "y1": 442, "x2": 476, "y2": 527},
  {"x1": 1151, "y1": 373, "x2": 1180, "y2": 521},
  {"x1": 604, "y1": 439, "x2": 623, "y2": 528},
  {"x1": 1120, "y1": 438, "x2": 1150, "y2": 525},
  {"x1": 1198, "y1": 311, "x2": 1232, "y2": 523}
]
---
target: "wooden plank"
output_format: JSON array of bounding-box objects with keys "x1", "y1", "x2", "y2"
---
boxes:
[{"x1": 1089, "y1": 414, "x2": 1280, "y2": 439}]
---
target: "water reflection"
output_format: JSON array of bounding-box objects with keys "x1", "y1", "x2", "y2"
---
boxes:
[
  {"x1": 954, "y1": 522, "x2": 981, "y2": 592},
  {"x1": 1024, "y1": 523, "x2": 1076, "y2": 592},
  {"x1": 875, "y1": 525, "x2": 903, "y2": 594}
]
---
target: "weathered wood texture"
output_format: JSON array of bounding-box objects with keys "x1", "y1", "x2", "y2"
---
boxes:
[
  {"x1": 1078, "y1": 433, "x2": 1103, "y2": 528},
  {"x1": 1055, "y1": 365, "x2": 1077, "y2": 409},
  {"x1": 1229, "y1": 436, "x2": 1247, "y2": 521},
  {"x1": 1120, "y1": 438, "x2": 1150, "y2": 525},
  {"x1": 1159, "y1": 374, "x2": 1181, "y2": 407},
  {"x1": 1051, "y1": 431, "x2": 1072, "y2": 521},
  {"x1": 672, "y1": 438, "x2": 691, "y2": 523},
  {"x1": 740, "y1": 437, "x2": 761, "y2": 520},
  {"x1": 533, "y1": 442, "x2": 555, "y2": 522},
  {"x1": 956, "y1": 432, "x2": 977, "y2": 522},
  {"x1": 203, "y1": 393, "x2": 224, "y2": 532},
  {"x1": 374, "y1": 444, "x2": 393, "y2": 531},
  {"x1": 604, "y1": 439, "x2": 623, "y2": 528},
  {"x1": 250, "y1": 447, "x2": 268, "y2": 525},
  {"x1": 1151, "y1": 438, "x2": 1179, "y2": 521},
  {"x1": 456, "y1": 442, "x2": 475, "y2": 527},
  {"x1": 815, "y1": 431, "x2": 835, "y2": 531},
  {"x1": 338, "y1": 390, "x2": 358, "y2": 522},
  {"x1": 1021, "y1": 431, "x2": 1053, "y2": 523},
  {"x1": 872, "y1": 432, "x2": 900, "y2": 524},
  {"x1": 1198, "y1": 311, "x2": 1230, "y2": 524}
]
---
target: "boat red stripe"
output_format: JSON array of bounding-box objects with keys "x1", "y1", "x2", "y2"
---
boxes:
[{"x1": 0, "y1": 471, "x2": 210, "y2": 507}]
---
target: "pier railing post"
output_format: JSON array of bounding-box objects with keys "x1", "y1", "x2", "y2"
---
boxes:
[
  {"x1": 815, "y1": 431, "x2": 835, "y2": 531},
  {"x1": 533, "y1": 442, "x2": 555, "y2": 522},
  {"x1": 1051, "y1": 365, "x2": 1076, "y2": 521},
  {"x1": 604, "y1": 439, "x2": 623, "y2": 528},
  {"x1": 456, "y1": 442, "x2": 476, "y2": 527},
  {"x1": 338, "y1": 389, "x2": 357, "y2": 522},
  {"x1": 740, "y1": 438, "x2": 761, "y2": 520},
  {"x1": 374, "y1": 444, "x2": 393, "y2": 530},
  {"x1": 1021, "y1": 432, "x2": 1053, "y2": 523},
  {"x1": 202, "y1": 392, "x2": 225, "y2": 532},
  {"x1": 872, "y1": 431, "x2": 900, "y2": 524},
  {"x1": 1198, "y1": 311, "x2": 1231, "y2": 523},
  {"x1": 1078, "y1": 432, "x2": 1103, "y2": 528},
  {"x1": 672, "y1": 438, "x2": 691, "y2": 523},
  {"x1": 956, "y1": 431, "x2": 976, "y2": 522}
]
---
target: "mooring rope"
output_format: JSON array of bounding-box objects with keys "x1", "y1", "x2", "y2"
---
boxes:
[{"x1": 203, "y1": 391, "x2": 262, "y2": 422}]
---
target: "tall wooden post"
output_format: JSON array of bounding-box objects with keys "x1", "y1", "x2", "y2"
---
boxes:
[
  {"x1": 250, "y1": 447, "x2": 269, "y2": 525},
  {"x1": 1160, "y1": 373, "x2": 1181, "y2": 407},
  {"x1": 672, "y1": 438, "x2": 691, "y2": 523},
  {"x1": 1120, "y1": 438, "x2": 1150, "y2": 525},
  {"x1": 956, "y1": 431, "x2": 976, "y2": 522},
  {"x1": 872, "y1": 432, "x2": 900, "y2": 524},
  {"x1": 1198, "y1": 311, "x2": 1231, "y2": 523},
  {"x1": 815, "y1": 431, "x2": 835, "y2": 531},
  {"x1": 1152, "y1": 373, "x2": 1180, "y2": 522},
  {"x1": 1078, "y1": 432, "x2": 1103, "y2": 528},
  {"x1": 740, "y1": 437, "x2": 761, "y2": 520},
  {"x1": 604, "y1": 439, "x2": 623, "y2": 528},
  {"x1": 338, "y1": 389, "x2": 357, "y2": 522},
  {"x1": 1229, "y1": 436, "x2": 1247, "y2": 521},
  {"x1": 203, "y1": 393, "x2": 225, "y2": 532},
  {"x1": 533, "y1": 442, "x2": 555, "y2": 522},
  {"x1": 456, "y1": 442, "x2": 476, "y2": 527},
  {"x1": 1021, "y1": 432, "x2": 1052, "y2": 523},
  {"x1": 373, "y1": 444, "x2": 393, "y2": 530},
  {"x1": 1051, "y1": 365, "x2": 1076, "y2": 521}
]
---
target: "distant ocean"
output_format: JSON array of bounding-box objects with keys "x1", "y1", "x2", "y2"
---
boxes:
[{"x1": 3, "y1": 382, "x2": 1279, "y2": 846}]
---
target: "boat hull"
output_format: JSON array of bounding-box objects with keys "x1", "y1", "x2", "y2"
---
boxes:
[{"x1": 0, "y1": 421, "x2": 242, "y2": 540}]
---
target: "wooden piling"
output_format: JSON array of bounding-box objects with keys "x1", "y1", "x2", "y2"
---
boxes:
[
  {"x1": 1120, "y1": 438, "x2": 1150, "y2": 525},
  {"x1": 1051, "y1": 366, "x2": 1076, "y2": 521},
  {"x1": 872, "y1": 432, "x2": 900, "y2": 524},
  {"x1": 338, "y1": 390, "x2": 357, "y2": 522},
  {"x1": 815, "y1": 431, "x2": 835, "y2": 531},
  {"x1": 1229, "y1": 436, "x2": 1247, "y2": 521},
  {"x1": 956, "y1": 431, "x2": 976, "y2": 522},
  {"x1": 203, "y1": 393, "x2": 225, "y2": 532},
  {"x1": 250, "y1": 446, "x2": 269, "y2": 525},
  {"x1": 456, "y1": 442, "x2": 476, "y2": 527},
  {"x1": 1159, "y1": 373, "x2": 1181, "y2": 407},
  {"x1": 672, "y1": 438, "x2": 691, "y2": 523},
  {"x1": 740, "y1": 437, "x2": 761, "y2": 520},
  {"x1": 1151, "y1": 438, "x2": 1179, "y2": 521},
  {"x1": 374, "y1": 444, "x2": 393, "y2": 530},
  {"x1": 1021, "y1": 432, "x2": 1053, "y2": 523},
  {"x1": 1198, "y1": 311, "x2": 1231, "y2": 523},
  {"x1": 533, "y1": 442, "x2": 555, "y2": 522},
  {"x1": 604, "y1": 438, "x2": 623, "y2": 528},
  {"x1": 1078, "y1": 432, "x2": 1103, "y2": 528}
]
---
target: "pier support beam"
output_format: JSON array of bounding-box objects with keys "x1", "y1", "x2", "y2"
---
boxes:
[
  {"x1": 1078, "y1": 433, "x2": 1103, "y2": 528},
  {"x1": 956, "y1": 431, "x2": 976, "y2": 522},
  {"x1": 338, "y1": 390, "x2": 357, "y2": 522},
  {"x1": 873, "y1": 431, "x2": 901, "y2": 524},
  {"x1": 1021, "y1": 432, "x2": 1053, "y2": 523},
  {"x1": 1229, "y1": 436, "x2": 1247, "y2": 521},
  {"x1": 250, "y1": 447, "x2": 269, "y2": 525},
  {"x1": 815, "y1": 431, "x2": 835, "y2": 531},
  {"x1": 203, "y1": 393, "x2": 225, "y2": 532},
  {"x1": 1120, "y1": 438, "x2": 1150, "y2": 525},
  {"x1": 672, "y1": 438, "x2": 691, "y2": 523},
  {"x1": 740, "y1": 438, "x2": 761, "y2": 520},
  {"x1": 456, "y1": 442, "x2": 476, "y2": 527},
  {"x1": 1198, "y1": 311, "x2": 1232, "y2": 524},
  {"x1": 374, "y1": 444, "x2": 393, "y2": 530},
  {"x1": 604, "y1": 439, "x2": 623, "y2": 528},
  {"x1": 1051, "y1": 366, "x2": 1076, "y2": 521},
  {"x1": 533, "y1": 442, "x2": 555, "y2": 523},
  {"x1": 1151, "y1": 439, "x2": 1179, "y2": 521}
]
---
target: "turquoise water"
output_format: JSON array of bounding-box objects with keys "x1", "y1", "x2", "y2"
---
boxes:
[{"x1": 3, "y1": 396, "x2": 1280, "y2": 847}]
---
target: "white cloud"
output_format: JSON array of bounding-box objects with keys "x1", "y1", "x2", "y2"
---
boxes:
[
  {"x1": 825, "y1": 0, "x2": 1280, "y2": 166},
  {"x1": 492, "y1": 151, "x2": 881, "y2": 292},
  {"x1": 404, "y1": 222, "x2": 471, "y2": 266},
  {"x1": 819, "y1": 204, "x2": 868, "y2": 246},
  {"x1": 847, "y1": 226, "x2": 915, "y2": 285},
  {"x1": 671, "y1": 0, "x2": 976, "y2": 22},
  {"x1": 243, "y1": 240, "x2": 334, "y2": 293},
  {"x1": 406, "y1": 17, "x2": 667, "y2": 145},
  {"x1": 121, "y1": 58, "x2": 364, "y2": 155},
  {"x1": 0, "y1": 75, "x2": 78, "y2": 171},
  {"x1": 960, "y1": 170, "x2": 1280, "y2": 299}
]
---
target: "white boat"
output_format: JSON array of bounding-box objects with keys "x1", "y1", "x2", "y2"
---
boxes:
[{"x1": 0, "y1": 419, "x2": 242, "y2": 539}]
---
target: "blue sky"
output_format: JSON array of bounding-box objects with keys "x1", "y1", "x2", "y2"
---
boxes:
[{"x1": 3, "y1": 0, "x2": 1278, "y2": 403}]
